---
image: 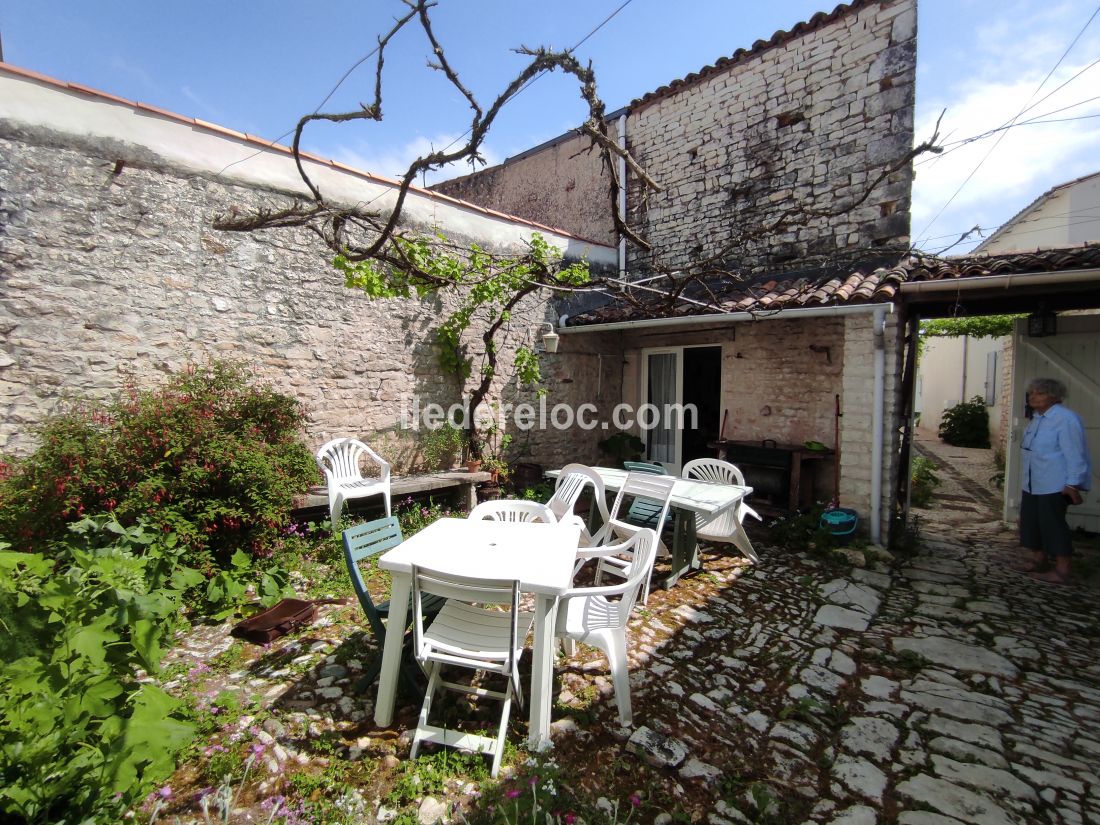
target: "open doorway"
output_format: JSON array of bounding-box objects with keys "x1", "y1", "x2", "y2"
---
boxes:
[
  {"x1": 641, "y1": 345, "x2": 722, "y2": 472},
  {"x1": 682, "y1": 346, "x2": 722, "y2": 464}
]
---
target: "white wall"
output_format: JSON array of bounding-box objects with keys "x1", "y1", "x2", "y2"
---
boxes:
[
  {"x1": 917, "y1": 335, "x2": 1005, "y2": 443},
  {"x1": 979, "y1": 174, "x2": 1100, "y2": 252}
]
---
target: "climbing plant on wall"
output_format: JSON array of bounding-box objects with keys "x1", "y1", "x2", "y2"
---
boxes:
[{"x1": 336, "y1": 232, "x2": 590, "y2": 455}]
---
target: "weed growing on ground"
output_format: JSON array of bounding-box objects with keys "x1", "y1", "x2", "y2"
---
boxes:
[
  {"x1": 910, "y1": 456, "x2": 940, "y2": 507},
  {"x1": 395, "y1": 496, "x2": 459, "y2": 536}
]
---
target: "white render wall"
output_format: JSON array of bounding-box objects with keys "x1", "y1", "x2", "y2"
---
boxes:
[
  {"x1": 978, "y1": 174, "x2": 1100, "y2": 252},
  {"x1": 917, "y1": 335, "x2": 1006, "y2": 443}
]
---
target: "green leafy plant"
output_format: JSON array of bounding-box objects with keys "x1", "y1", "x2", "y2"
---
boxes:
[
  {"x1": 910, "y1": 456, "x2": 940, "y2": 507},
  {"x1": 395, "y1": 496, "x2": 457, "y2": 536},
  {"x1": 938, "y1": 396, "x2": 990, "y2": 448},
  {"x1": 597, "y1": 432, "x2": 645, "y2": 466},
  {"x1": 479, "y1": 413, "x2": 514, "y2": 482},
  {"x1": 339, "y1": 232, "x2": 590, "y2": 458},
  {"x1": 0, "y1": 360, "x2": 317, "y2": 574},
  {"x1": 203, "y1": 549, "x2": 293, "y2": 620},
  {"x1": 420, "y1": 423, "x2": 467, "y2": 471},
  {"x1": 0, "y1": 516, "x2": 201, "y2": 823}
]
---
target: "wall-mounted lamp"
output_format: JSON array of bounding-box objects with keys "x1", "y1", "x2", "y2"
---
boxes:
[
  {"x1": 1026, "y1": 307, "x2": 1057, "y2": 337},
  {"x1": 541, "y1": 322, "x2": 560, "y2": 354}
]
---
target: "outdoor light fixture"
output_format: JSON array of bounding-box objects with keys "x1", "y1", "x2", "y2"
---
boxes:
[
  {"x1": 541, "y1": 322, "x2": 560, "y2": 353},
  {"x1": 1026, "y1": 306, "x2": 1057, "y2": 338}
]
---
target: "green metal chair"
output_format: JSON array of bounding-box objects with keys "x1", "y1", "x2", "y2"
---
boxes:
[
  {"x1": 621, "y1": 461, "x2": 673, "y2": 529},
  {"x1": 342, "y1": 516, "x2": 443, "y2": 694}
]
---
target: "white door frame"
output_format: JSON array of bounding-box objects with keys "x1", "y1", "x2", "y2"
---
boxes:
[{"x1": 639, "y1": 344, "x2": 723, "y2": 474}]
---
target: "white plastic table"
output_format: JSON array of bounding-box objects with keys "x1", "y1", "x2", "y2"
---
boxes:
[
  {"x1": 374, "y1": 517, "x2": 582, "y2": 749},
  {"x1": 547, "y1": 466, "x2": 752, "y2": 585}
]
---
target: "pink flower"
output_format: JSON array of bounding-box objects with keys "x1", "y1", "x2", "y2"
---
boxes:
[
  {"x1": 505, "y1": 789, "x2": 522, "y2": 799},
  {"x1": 629, "y1": 794, "x2": 641, "y2": 807},
  {"x1": 158, "y1": 786, "x2": 172, "y2": 799}
]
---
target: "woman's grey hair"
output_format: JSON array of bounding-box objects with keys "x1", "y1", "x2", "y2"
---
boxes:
[{"x1": 1026, "y1": 377, "x2": 1067, "y2": 402}]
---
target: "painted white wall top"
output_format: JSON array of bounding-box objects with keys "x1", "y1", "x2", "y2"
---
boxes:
[{"x1": 0, "y1": 64, "x2": 616, "y2": 267}]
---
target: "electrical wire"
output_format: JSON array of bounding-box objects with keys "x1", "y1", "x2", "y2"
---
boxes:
[
  {"x1": 435, "y1": 0, "x2": 636, "y2": 156},
  {"x1": 910, "y1": 4, "x2": 1100, "y2": 248},
  {"x1": 915, "y1": 98, "x2": 1100, "y2": 167}
]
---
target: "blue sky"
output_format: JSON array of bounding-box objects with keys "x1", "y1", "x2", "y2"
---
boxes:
[{"x1": 2, "y1": 0, "x2": 1098, "y2": 254}]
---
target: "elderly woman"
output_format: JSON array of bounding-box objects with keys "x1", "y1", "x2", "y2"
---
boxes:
[{"x1": 1019, "y1": 377, "x2": 1092, "y2": 584}]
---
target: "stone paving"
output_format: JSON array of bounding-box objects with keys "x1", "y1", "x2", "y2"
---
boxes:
[
  {"x1": 158, "y1": 434, "x2": 1100, "y2": 823},
  {"x1": 565, "y1": 432, "x2": 1100, "y2": 823}
]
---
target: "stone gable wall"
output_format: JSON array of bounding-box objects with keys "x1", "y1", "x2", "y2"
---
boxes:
[
  {"x1": 626, "y1": 0, "x2": 915, "y2": 273},
  {"x1": 0, "y1": 133, "x2": 593, "y2": 470},
  {"x1": 431, "y1": 0, "x2": 916, "y2": 275}
]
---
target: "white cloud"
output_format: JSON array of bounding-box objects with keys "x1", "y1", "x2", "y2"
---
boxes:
[
  {"x1": 332, "y1": 134, "x2": 502, "y2": 187},
  {"x1": 912, "y1": 1, "x2": 1100, "y2": 252},
  {"x1": 107, "y1": 55, "x2": 160, "y2": 96},
  {"x1": 180, "y1": 85, "x2": 224, "y2": 122}
]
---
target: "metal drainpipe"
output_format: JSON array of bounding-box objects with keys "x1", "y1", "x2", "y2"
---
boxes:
[
  {"x1": 871, "y1": 305, "x2": 887, "y2": 544},
  {"x1": 618, "y1": 114, "x2": 627, "y2": 279}
]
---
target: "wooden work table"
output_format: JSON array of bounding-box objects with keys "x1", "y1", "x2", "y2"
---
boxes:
[{"x1": 708, "y1": 440, "x2": 833, "y2": 512}]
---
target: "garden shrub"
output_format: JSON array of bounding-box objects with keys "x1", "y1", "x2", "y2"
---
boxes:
[
  {"x1": 0, "y1": 361, "x2": 317, "y2": 573},
  {"x1": 0, "y1": 516, "x2": 202, "y2": 823},
  {"x1": 938, "y1": 396, "x2": 990, "y2": 448},
  {"x1": 910, "y1": 456, "x2": 940, "y2": 507}
]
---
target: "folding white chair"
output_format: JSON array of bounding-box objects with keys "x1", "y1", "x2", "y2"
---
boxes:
[
  {"x1": 557, "y1": 528, "x2": 658, "y2": 726},
  {"x1": 546, "y1": 463, "x2": 611, "y2": 547},
  {"x1": 315, "y1": 437, "x2": 391, "y2": 529},
  {"x1": 467, "y1": 500, "x2": 557, "y2": 523},
  {"x1": 597, "y1": 472, "x2": 676, "y2": 604},
  {"x1": 682, "y1": 458, "x2": 761, "y2": 563},
  {"x1": 409, "y1": 566, "x2": 534, "y2": 777}
]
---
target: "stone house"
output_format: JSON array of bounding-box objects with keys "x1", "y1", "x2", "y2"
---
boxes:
[
  {"x1": 435, "y1": 0, "x2": 1100, "y2": 543},
  {"x1": 4, "y1": 1, "x2": 1096, "y2": 546},
  {"x1": 435, "y1": 0, "x2": 921, "y2": 542}
]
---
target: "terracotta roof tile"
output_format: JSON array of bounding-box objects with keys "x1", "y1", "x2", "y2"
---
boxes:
[{"x1": 566, "y1": 243, "x2": 1100, "y2": 327}]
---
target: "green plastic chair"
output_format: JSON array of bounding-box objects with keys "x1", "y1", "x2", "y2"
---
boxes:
[
  {"x1": 622, "y1": 461, "x2": 672, "y2": 527},
  {"x1": 343, "y1": 516, "x2": 443, "y2": 694}
]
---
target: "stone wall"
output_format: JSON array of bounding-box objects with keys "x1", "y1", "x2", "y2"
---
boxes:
[
  {"x1": 0, "y1": 131, "x2": 593, "y2": 470},
  {"x1": 626, "y1": 0, "x2": 915, "y2": 274},
  {"x1": 433, "y1": 131, "x2": 614, "y2": 248}
]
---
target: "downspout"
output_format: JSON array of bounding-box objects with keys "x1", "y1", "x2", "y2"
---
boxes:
[
  {"x1": 617, "y1": 113, "x2": 627, "y2": 280},
  {"x1": 871, "y1": 305, "x2": 887, "y2": 545},
  {"x1": 960, "y1": 335, "x2": 969, "y2": 403}
]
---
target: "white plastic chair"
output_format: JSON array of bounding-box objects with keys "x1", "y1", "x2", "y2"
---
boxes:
[
  {"x1": 316, "y1": 438, "x2": 392, "y2": 529},
  {"x1": 682, "y1": 458, "x2": 761, "y2": 563},
  {"x1": 598, "y1": 472, "x2": 676, "y2": 604},
  {"x1": 467, "y1": 500, "x2": 557, "y2": 523},
  {"x1": 557, "y1": 528, "x2": 658, "y2": 727},
  {"x1": 409, "y1": 566, "x2": 534, "y2": 777},
  {"x1": 546, "y1": 463, "x2": 611, "y2": 547}
]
